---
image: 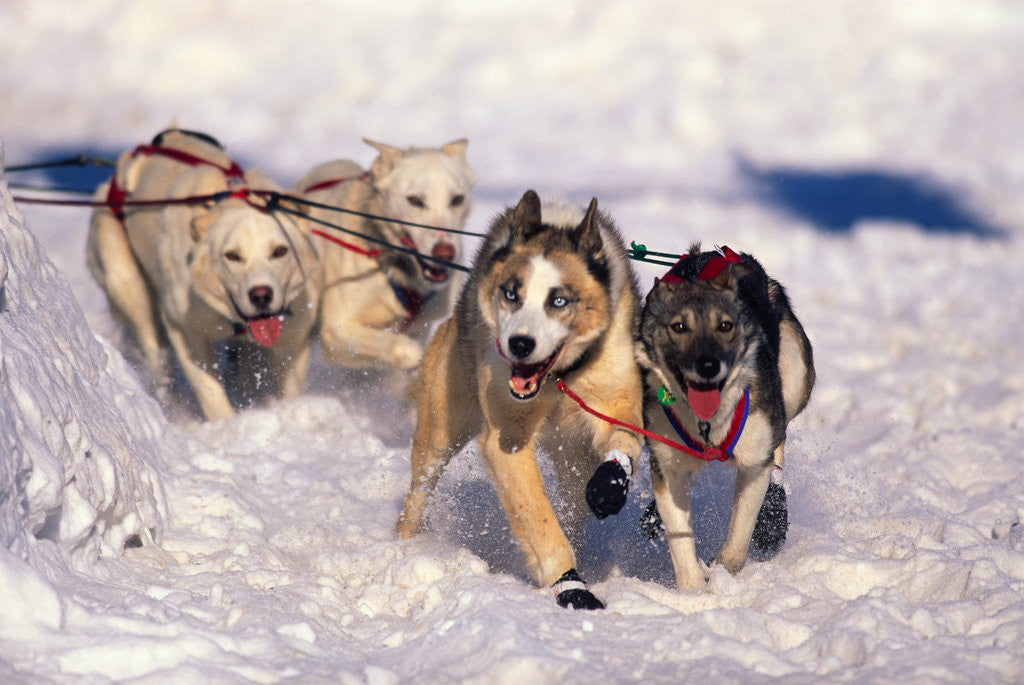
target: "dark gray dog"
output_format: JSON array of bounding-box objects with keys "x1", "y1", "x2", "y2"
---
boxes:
[{"x1": 636, "y1": 245, "x2": 814, "y2": 589}]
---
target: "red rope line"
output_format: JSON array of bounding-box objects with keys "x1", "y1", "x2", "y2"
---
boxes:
[
  {"x1": 555, "y1": 380, "x2": 727, "y2": 462},
  {"x1": 310, "y1": 228, "x2": 381, "y2": 257},
  {"x1": 301, "y1": 171, "x2": 371, "y2": 194}
]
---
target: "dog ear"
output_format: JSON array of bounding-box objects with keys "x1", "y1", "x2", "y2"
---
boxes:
[
  {"x1": 364, "y1": 139, "x2": 403, "y2": 179},
  {"x1": 441, "y1": 138, "x2": 468, "y2": 158},
  {"x1": 190, "y1": 210, "x2": 219, "y2": 242},
  {"x1": 709, "y1": 261, "x2": 755, "y2": 290},
  {"x1": 571, "y1": 198, "x2": 604, "y2": 257},
  {"x1": 509, "y1": 189, "x2": 544, "y2": 243}
]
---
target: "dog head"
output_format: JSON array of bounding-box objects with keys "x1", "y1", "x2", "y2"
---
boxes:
[
  {"x1": 479, "y1": 190, "x2": 613, "y2": 401},
  {"x1": 365, "y1": 138, "x2": 476, "y2": 291},
  {"x1": 189, "y1": 192, "x2": 318, "y2": 346},
  {"x1": 638, "y1": 259, "x2": 760, "y2": 419}
]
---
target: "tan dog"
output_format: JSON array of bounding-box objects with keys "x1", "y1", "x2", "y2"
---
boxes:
[
  {"x1": 87, "y1": 129, "x2": 320, "y2": 420},
  {"x1": 293, "y1": 138, "x2": 475, "y2": 370},
  {"x1": 396, "y1": 190, "x2": 643, "y2": 610}
]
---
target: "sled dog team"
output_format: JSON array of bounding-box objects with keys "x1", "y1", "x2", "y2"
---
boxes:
[{"x1": 88, "y1": 128, "x2": 815, "y2": 609}]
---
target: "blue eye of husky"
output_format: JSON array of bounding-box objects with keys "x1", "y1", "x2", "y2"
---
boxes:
[
  {"x1": 551, "y1": 296, "x2": 568, "y2": 308},
  {"x1": 503, "y1": 287, "x2": 517, "y2": 302}
]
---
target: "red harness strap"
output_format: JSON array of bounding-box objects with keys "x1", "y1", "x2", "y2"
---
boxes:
[
  {"x1": 309, "y1": 228, "x2": 381, "y2": 258},
  {"x1": 301, "y1": 171, "x2": 371, "y2": 194},
  {"x1": 105, "y1": 144, "x2": 247, "y2": 221},
  {"x1": 556, "y1": 380, "x2": 749, "y2": 462}
]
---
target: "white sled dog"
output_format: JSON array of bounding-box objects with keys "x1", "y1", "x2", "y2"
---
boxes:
[
  {"x1": 397, "y1": 190, "x2": 644, "y2": 610},
  {"x1": 294, "y1": 138, "x2": 475, "y2": 370},
  {"x1": 87, "y1": 129, "x2": 320, "y2": 421},
  {"x1": 636, "y1": 245, "x2": 814, "y2": 589}
]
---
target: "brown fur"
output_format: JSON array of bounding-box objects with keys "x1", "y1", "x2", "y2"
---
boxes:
[{"x1": 397, "y1": 191, "x2": 643, "y2": 591}]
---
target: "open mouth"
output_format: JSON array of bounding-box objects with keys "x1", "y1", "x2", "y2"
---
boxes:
[
  {"x1": 507, "y1": 346, "x2": 562, "y2": 400},
  {"x1": 685, "y1": 380, "x2": 723, "y2": 420},
  {"x1": 419, "y1": 258, "x2": 450, "y2": 283},
  {"x1": 230, "y1": 296, "x2": 286, "y2": 347},
  {"x1": 399, "y1": 233, "x2": 453, "y2": 284}
]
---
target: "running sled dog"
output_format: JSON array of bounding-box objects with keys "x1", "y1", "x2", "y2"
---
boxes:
[
  {"x1": 294, "y1": 138, "x2": 475, "y2": 370},
  {"x1": 87, "y1": 129, "x2": 320, "y2": 421},
  {"x1": 397, "y1": 190, "x2": 644, "y2": 610},
  {"x1": 636, "y1": 245, "x2": 814, "y2": 589}
]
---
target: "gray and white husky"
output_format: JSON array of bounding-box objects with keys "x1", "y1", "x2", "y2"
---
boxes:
[{"x1": 636, "y1": 245, "x2": 814, "y2": 589}]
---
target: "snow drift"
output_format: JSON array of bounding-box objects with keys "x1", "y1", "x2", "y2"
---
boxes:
[{"x1": 0, "y1": 170, "x2": 168, "y2": 639}]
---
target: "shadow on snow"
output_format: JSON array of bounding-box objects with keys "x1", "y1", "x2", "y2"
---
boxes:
[{"x1": 738, "y1": 157, "x2": 1005, "y2": 238}]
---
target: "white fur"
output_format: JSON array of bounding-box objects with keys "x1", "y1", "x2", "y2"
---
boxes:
[
  {"x1": 294, "y1": 139, "x2": 475, "y2": 370},
  {"x1": 497, "y1": 256, "x2": 568, "y2": 363},
  {"x1": 87, "y1": 138, "x2": 320, "y2": 421}
]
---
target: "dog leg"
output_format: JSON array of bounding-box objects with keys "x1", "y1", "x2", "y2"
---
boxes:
[
  {"x1": 651, "y1": 459, "x2": 707, "y2": 589},
  {"x1": 163, "y1": 322, "x2": 235, "y2": 421},
  {"x1": 717, "y1": 461, "x2": 773, "y2": 573},
  {"x1": 396, "y1": 421, "x2": 470, "y2": 538},
  {"x1": 397, "y1": 319, "x2": 474, "y2": 537},
  {"x1": 480, "y1": 428, "x2": 577, "y2": 588},
  {"x1": 87, "y1": 208, "x2": 167, "y2": 377}
]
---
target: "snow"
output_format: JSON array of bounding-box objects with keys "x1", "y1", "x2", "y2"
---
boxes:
[{"x1": 2, "y1": 0, "x2": 1024, "y2": 681}]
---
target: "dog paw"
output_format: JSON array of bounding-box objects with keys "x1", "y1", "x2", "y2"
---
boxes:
[
  {"x1": 586, "y1": 459, "x2": 629, "y2": 519},
  {"x1": 750, "y1": 480, "x2": 788, "y2": 559},
  {"x1": 552, "y1": 569, "x2": 605, "y2": 610},
  {"x1": 389, "y1": 337, "x2": 423, "y2": 369}
]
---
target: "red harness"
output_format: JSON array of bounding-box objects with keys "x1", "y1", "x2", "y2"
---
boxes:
[
  {"x1": 301, "y1": 171, "x2": 371, "y2": 194},
  {"x1": 302, "y1": 171, "x2": 432, "y2": 328},
  {"x1": 105, "y1": 144, "x2": 247, "y2": 222}
]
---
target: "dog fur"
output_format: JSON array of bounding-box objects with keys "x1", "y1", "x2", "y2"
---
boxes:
[
  {"x1": 636, "y1": 245, "x2": 814, "y2": 589},
  {"x1": 396, "y1": 190, "x2": 644, "y2": 609},
  {"x1": 293, "y1": 138, "x2": 475, "y2": 370},
  {"x1": 86, "y1": 129, "x2": 320, "y2": 421}
]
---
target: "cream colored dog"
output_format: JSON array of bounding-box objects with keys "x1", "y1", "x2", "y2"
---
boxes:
[
  {"x1": 294, "y1": 138, "x2": 475, "y2": 370},
  {"x1": 87, "y1": 129, "x2": 320, "y2": 420}
]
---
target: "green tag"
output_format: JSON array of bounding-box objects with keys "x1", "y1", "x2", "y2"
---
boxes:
[
  {"x1": 657, "y1": 385, "x2": 675, "y2": 405},
  {"x1": 630, "y1": 241, "x2": 648, "y2": 260}
]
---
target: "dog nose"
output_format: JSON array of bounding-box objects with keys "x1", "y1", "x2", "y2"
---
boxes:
[
  {"x1": 695, "y1": 356, "x2": 721, "y2": 380},
  {"x1": 432, "y1": 241, "x2": 455, "y2": 261},
  {"x1": 248, "y1": 285, "x2": 274, "y2": 310},
  {"x1": 508, "y1": 335, "x2": 535, "y2": 360}
]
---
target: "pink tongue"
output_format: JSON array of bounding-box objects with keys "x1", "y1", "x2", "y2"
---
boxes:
[
  {"x1": 248, "y1": 316, "x2": 282, "y2": 347},
  {"x1": 687, "y1": 386, "x2": 721, "y2": 420},
  {"x1": 510, "y1": 374, "x2": 539, "y2": 396}
]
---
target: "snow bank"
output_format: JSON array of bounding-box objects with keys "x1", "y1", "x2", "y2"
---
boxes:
[{"x1": 0, "y1": 169, "x2": 168, "y2": 635}]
